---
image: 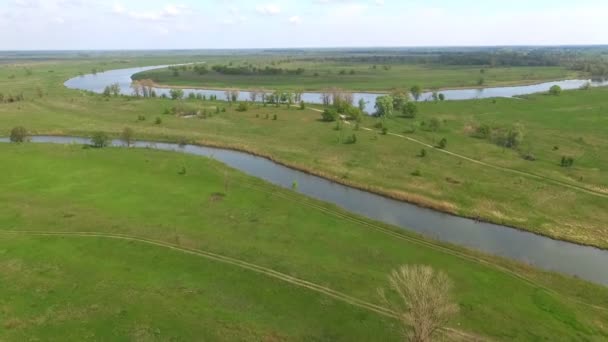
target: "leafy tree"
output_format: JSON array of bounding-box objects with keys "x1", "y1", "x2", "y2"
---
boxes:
[
  {"x1": 91, "y1": 132, "x2": 109, "y2": 148},
  {"x1": 549, "y1": 85, "x2": 562, "y2": 96},
  {"x1": 358, "y1": 98, "x2": 366, "y2": 112},
  {"x1": 410, "y1": 85, "x2": 422, "y2": 101},
  {"x1": 438, "y1": 93, "x2": 445, "y2": 101},
  {"x1": 120, "y1": 127, "x2": 135, "y2": 147},
  {"x1": 392, "y1": 91, "x2": 410, "y2": 111},
  {"x1": 9, "y1": 126, "x2": 28, "y2": 143},
  {"x1": 170, "y1": 89, "x2": 185, "y2": 100},
  {"x1": 379, "y1": 265, "x2": 458, "y2": 342},
  {"x1": 402, "y1": 102, "x2": 418, "y2": 118},
  {"x1": 374, "y1": 95, "x2": 394, "y2": 117}
]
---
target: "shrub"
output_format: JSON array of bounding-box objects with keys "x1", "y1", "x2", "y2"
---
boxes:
[
  {"x1": 419, "y1": 149, "x2": 427, "y2": 158},
  {"x1": 381, "y1": 127, "x2": 388, "y2": 135},
  {"x1": 472, "y1": 124, "x2": 491, "y2": 139},
  {"x1": 549, "y1": 85, "x2": 562, "y2": 96},
  {"x1": 321, "y1": 108, "x2": 338, "y2": 122},
  {"x1": 299, "y1": 101, "x2": 306, "y2": 110},
  {"x1": 9, "y1": 126, "x2": 28, "y2": 143},
  {"x1": 437, "y1": 138, "x2": 447, "y2": 149},
  {"x1": 137, "y1": 115, "x2": 146, "y2": 121},
  {"x1": 91, "y1": 132, "x2": 109, "y2": 148},
  {"x1": 560, "y1": 156, "x2": 574, "y2": 168},
  {"x1": 428, "y1": 118, "x2": 441, "y2": 132},
  {"x1": 236, "y1": 102, "x2": 249, "y2": 112},
  {"x1": 169, "y1": 89, "x2": 184, "y2": 100},
  {"x1": 345, "y1": 134, "x2": 357, "y2": 144},
  {"x1": 155, "y1": 117, "x2": 162, "y2": 125},
  {"x1": 272, "y1": 114, "x2": 278, "y2": 120},
  {"x1": 411, "y1": 169, "x2": 422, "y2": 177}
]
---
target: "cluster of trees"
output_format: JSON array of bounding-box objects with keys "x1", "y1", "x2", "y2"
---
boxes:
[
  {"x1": 319, "y1": 88, "x2": 364, "y2": 122},
  {"x1": 569, "y1": 60, "x2": 608, "y2": 77},
  {"x1": 211, "y1": 64, "x2": 305, "y2": 76},
  {"x1": 471, "y1": 123, "x2": 524, "y2": 149},
  {"x1": 192, "y1": 64, "x2": 209, "y2": 75},
  {"x1": 102, "y1": 83, "x2": 121, "y2": 97},
  {"x1": 130, "y1": 80, "x2": 157, "y2": 98},
  {"x1": 374, "y1": 91, "x2": 420, "y2": 118},
  {"x1": 560, "y1": 156, "x2": 575, "y2": 168},
  {"x1": 0, "y1": 92, "x2": 25, "y2": 103}
]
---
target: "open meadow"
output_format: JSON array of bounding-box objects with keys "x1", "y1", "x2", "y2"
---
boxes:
[{"x1": 1, "y1": 143, "x2": 608, "y2": 341}]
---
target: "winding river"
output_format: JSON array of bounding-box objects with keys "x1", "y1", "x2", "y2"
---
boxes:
[
  {"x1": 3, "y1": 135, "x2": 608, "y2": 286},
  {"x1": 65, "y1": 65, "x2": 608, "y2": 113},
  {"x1": 46, "y1": 65, "x2": 608, "y2": 285}
]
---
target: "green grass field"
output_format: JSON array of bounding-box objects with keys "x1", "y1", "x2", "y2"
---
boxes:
[
  {"x1": 0, "y1": 58, "x2": 607, "y2": 248},
  {"x1": 1, "y1": 143, "x2": 607, "y2": 341},
  {"x1": 133, "y1": 61, "x2": 579, "y2": 92}
]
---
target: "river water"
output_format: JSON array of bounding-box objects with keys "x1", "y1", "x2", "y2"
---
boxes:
[{"x1": 64, "y1": 65, "x2": 608, "y2": 113}]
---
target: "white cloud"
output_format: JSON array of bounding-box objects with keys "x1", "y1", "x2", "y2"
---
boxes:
[
  {"x1": 112, "y1": 3, "x2": 189, "y2": 22},
  {"x1": 112, "y1": 3, "x2": 125, "y2": 14},
  {"x1": 256, "y1": 4, "x2": 281, "y2": 16},
  {"x1": 288, "y1": 15, "x2": 302, "y2": 25}
]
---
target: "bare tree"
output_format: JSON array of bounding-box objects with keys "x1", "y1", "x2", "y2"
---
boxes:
[
  {"x1": 321, "y1": 90, "x2": 332, "y2": 107},
  {"x1": 230, "y1": 89, "x2": 240, "y2": 102},
  {"x1": 131, "y1": 81, "x2": 142, "y2": 97},
  {"x1": 379, "y1": 265, "x2": 458, "y2": 342},
  {"x1": 120, "y1": 127, "x2": 135, "y2": 147},
  {"x1": 249, "y1": 90, "x2": 259, "y2": 103}
]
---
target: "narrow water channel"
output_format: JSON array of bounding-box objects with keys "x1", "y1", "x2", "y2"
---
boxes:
[{"x1": 3, "y1": 135, "x2": 608, "y2": 286}]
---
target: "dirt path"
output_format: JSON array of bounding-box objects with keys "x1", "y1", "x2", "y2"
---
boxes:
[
  {"x1": 302, "y1": 105, "x2": 608, "y2": 199},
  {"x1": 0, "y1": 229, "x2": 481, "y2": 341}
]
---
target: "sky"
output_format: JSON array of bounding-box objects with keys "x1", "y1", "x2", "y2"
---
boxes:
[{"x1": 1, "y1": 0, "x2": 607, "y2": 50}]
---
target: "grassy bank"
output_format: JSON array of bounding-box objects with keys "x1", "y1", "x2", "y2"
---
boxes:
[{"x1": 1, "y1": 143, "x2": 607, "y2": 340}]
